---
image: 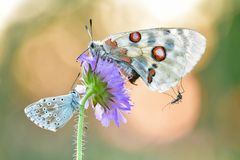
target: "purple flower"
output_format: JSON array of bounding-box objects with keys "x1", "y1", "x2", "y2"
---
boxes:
[{"x1": 76, "y1": 53, "x2": 132, "y2": 127}]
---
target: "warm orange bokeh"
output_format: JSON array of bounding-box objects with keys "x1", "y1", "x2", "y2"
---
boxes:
[{"x1": 97, "y1": 75, "x2": 201, "y2": 150}]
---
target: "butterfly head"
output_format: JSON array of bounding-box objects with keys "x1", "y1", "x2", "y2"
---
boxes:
[
  {"x1": 70, "y1": 89, "x2": 81, "y2": 108},
  {"x1": 70, "y1": 89, "x2": 79, "y2": 98},
  {"x1": 89, "y1": 41, "x2": 105, "y2": 57}
]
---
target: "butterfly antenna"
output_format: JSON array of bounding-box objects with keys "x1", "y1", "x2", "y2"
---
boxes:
[
  {"x1": 89, "y1": 19, "x2": 93, "y2": 40},
  {"x1": 85, "y1": 19, "x2": 93, "y2": 41},
  {"x1": 70, "y1": 72, "x2": 82, "y2": 90},
  {"x1": 85, "y1": 25, "x2": 92, "y2": 41}
]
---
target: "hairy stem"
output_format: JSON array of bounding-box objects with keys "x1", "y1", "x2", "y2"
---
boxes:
[{"x1": 77, "y1": 89, "x2": 94, "y2": 160}]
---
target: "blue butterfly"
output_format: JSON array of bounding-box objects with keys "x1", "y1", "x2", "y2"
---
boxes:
[{"x1": 24, "y1": 90, "x2": 81, "y2": 132}]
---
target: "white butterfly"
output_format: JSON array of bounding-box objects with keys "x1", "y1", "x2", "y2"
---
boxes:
[
  {"x1": 84, "y1": 21, "x2": 206, "y2": 93},
  {"x1": 24, "y1": 90, "x2": 80, "y2": 132}
]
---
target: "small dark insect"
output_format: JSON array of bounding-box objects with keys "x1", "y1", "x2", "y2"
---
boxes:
[
  {"x1": 170, "y1": 90, "x2": 183, "y2": 104},
  {"x1": 162, "y1": 79, "x2": 184, "y2": 110}
]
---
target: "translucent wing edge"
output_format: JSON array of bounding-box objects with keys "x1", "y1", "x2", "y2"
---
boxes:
[{"x1": 183, "y1": 30, "x2": 207, "y2": 74}]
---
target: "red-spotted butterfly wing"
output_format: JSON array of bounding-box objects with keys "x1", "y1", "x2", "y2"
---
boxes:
[{"x1": 102, "y1": 28, "x2": 206, "y2": 92}]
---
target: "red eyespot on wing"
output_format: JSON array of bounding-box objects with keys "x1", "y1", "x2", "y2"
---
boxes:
[
  {"x1": 149, "y1": 68, "x2": 156, "y2": 76},
  {"x1": 147, "y1": 76, "x2": 152, "y2": 83},
  {"x1": 129, "y1": 32, "x2": 141, "y2": 43},
  {"x1": 147, "y1": 68, "x2": 155, "y2": 84},
  {"x1": 151, "y1": 46, "x2": 166, "y2": 62}
]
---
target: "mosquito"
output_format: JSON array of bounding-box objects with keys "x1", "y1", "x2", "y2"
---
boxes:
[{"x1": 162, "y1": 78, "x2": 185, "y2": 110}]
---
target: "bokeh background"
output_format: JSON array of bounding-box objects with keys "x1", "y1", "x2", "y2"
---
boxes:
[{"x1": 0, "y1": 0, "x2": 240, "y2": 160}]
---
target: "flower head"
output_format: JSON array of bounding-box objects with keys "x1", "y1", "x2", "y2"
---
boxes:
[{"x1": 76, "y1": 53, "x2": 132, "y2": 127}]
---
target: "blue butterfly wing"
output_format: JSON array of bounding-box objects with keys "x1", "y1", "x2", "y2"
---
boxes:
[{"x1": 24, "y1": 91, "x2": 80, "y2": 132}]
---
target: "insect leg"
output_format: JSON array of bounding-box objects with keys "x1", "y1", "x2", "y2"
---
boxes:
[
  {"x1": 179, "y1": 78, "x2": 185, "y2": 94},
  {"x1": 163, "y1": 92, "x2": 175, "y2": 99},
  {"x1": 171, "y1": 87, "x2": 178, "y2": 96}
]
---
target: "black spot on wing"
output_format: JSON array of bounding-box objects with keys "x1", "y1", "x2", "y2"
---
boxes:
[
  {"x1": 163, "y1": 29, "x2": 171, "y2": 35},
  {"x1": 147, "y1": 32, "x2": 156, "y2": 45},
  {"x1": 152, "y1": 64, "x2": 158, "y2": 68}
]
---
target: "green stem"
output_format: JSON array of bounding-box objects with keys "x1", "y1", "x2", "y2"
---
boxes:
[{"x1": 77, "y1": 88, "x2": 94, "y2": 160}]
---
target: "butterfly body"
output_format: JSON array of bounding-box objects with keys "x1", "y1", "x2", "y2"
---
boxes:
[
  {"x1": 24, "y1": 90, "x2": 80, "y2": 132},
  {"x1": 89, "y1": 41, "x2": 140, "y2": 84},
  {"x1": 88, "y1": 28, "x2": 206, "y2": 92}
]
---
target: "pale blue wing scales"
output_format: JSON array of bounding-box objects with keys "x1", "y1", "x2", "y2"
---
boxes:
[{"x1": 24, "y1": 91, "x2": 80, "y2": 132}]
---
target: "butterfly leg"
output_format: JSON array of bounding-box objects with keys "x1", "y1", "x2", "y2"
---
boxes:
[
  {"x1": 76, "y1": 48, "x2": 90, "y2": 63},
  {"x1": 93, "y1": 53, "x2": 100, "y2": 71}
]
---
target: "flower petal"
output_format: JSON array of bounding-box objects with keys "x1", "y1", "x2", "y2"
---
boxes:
[
  {"x1": 95, "y1": 103, "x2": 104, "y2": 120},
  {"x1": 84, "y1": 99, "x2": 89, "y2": 109},
  {"x1": 101, "y1": 115, "x2": 110, "y2": 127},
  {"x1": 117, "y1": 111, "x2": 127, "y2": 124},
  {"x1": 78, "y1": 54, "x2": 132, "y2": 127},
  {"x1": 75, "y1": 85, "x2": 86, "y2": 94}
]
